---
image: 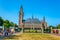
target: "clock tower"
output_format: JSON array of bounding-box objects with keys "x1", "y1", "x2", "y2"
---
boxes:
[{"x1": 18, "y1": 5, "x2": 23, "y2": 28}]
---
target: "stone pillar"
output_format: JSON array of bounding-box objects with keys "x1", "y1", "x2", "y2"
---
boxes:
[
  {"x1": 23, "y1": 23, "x2": 25, "y2": 33},
  {"x1": 51, "y1": 27, "x2": 52, "y2": 34},
  {"x1": 59, "y1": 29, "x2": 60, "y2": 34},
  {"x1": 33, "y1": 24, "x2": 34, "y2": 30},
  {"x1": 21, "y1": 24, "x2": 24, "y2": 33},
  {"x1": 41, "y1": 23, "x2": 43, "y2": 33},
  {"x1": 3, "y1": 25, "x2": 4, "y2": 31},
  {"x1": 41, "y1": 24, "x2": 43, "y2": 33},
  {"x1": 42, "y1": 27, "x2": 43, "y2": 33}
]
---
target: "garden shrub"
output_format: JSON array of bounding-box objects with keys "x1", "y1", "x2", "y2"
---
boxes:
[{"x1": 18, "y1": 28, "x2": 22, "y2": 32}]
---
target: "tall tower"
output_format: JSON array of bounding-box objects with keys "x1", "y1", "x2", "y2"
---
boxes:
[
  {"x1": 18, "y1": 5, "x2": 23, "y2": 28},
  {"x1": 43, "y1": 16, "x2": 45, "y2": 22},
  {"x1": 42, "y1": 16, "x2": 47, "y2": 29},
  {"x1": 32, "y1": 14, "x2": 34, "y2": 19}
]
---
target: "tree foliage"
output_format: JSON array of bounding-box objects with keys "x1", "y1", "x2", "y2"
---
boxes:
[
  {"x1": 49, "y1": 25, "x2": 57, "y2": 29},
  {"x1": 0, "y1": 17, "x2": 3, "y2": 26},
  {"x1": 57, "y1": 24, "x2": 60, "y2": 29},
  {"x1": 0, "y1": 16, "x2": 18, "y2": 28}
]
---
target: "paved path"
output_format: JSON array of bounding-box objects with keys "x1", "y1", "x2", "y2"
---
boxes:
[
  {"x1": 13, "y1": 32, "x2": 22, "y2": 35},
  {"x1": 12, "y1": 31, "x2": 23, "y2": 35},
  {"x1": 51, "y1": 34, "x2": 60, "y2": 36}
]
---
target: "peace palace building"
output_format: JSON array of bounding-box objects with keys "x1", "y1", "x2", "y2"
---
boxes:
[{"x1": 18, "y1": 6, "x2": 47, "y2": 32}]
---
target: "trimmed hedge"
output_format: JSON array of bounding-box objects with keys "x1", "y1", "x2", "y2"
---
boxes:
[
  {"x1": 29, "y1": 30, "x2": 36, "y2": 33},
  {"x1": 18, "y1": 28, "x2": 22, "y2": 32},
  {"x1": 24, "y1": 30, "x2": 37, "y2": 33},
  {"x1": 44, "y1": 28, "x2": 51, "y2": 33}
]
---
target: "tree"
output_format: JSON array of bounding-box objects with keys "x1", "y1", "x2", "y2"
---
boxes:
[
  {"x1": 3, "y1": 20, "x2": 10, "y2": 28},
  {"x1": 49, "y1": 25, "x2": 56, "y2": 29},
  {"x1": 9, "y1": 22, "x2": 14, "y2": 27},
  {"x1": 0, "y1": 17, "x2": 3, "y2": 26},
  {"x1": 0, "y1": 16, "x2": 18, "y2": 28},
  {"x1": 14, "y1": 23, "x2": 18, "y2": 27},
  {"x1": 9, "y1": 22, "x2": 18, "y2": 27},
  {"x1": 4, "y1": 20, "x2": 9, "y2": 24},
  {"x1": 57, "y1": 24, "x2": 60, "y2": 29},
  {"x1": 3, "y1": 23, "x2": 10, "y2": 28}
]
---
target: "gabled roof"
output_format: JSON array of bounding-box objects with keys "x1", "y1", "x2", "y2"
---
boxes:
[{"x1": 25, "y1": 18, "x2": 41, "y2": 23}]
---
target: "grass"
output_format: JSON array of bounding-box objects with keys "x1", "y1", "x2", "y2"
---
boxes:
[{"x1": 0, "y1": 33, "x2": 60, "y2": 40}]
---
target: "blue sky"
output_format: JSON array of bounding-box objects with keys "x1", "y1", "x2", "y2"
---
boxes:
[{"x1": 0, "y1": 0, "x2": 60, "y2": 26}]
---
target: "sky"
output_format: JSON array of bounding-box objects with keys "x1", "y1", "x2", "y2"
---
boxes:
[{"x1": 0, "y1": 0, "x2": 60, "y2": 26}]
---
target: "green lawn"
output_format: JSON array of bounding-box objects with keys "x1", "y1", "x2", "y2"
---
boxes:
[{"x1": 0, "y1": 33, "x2": 60, "y2": 40}]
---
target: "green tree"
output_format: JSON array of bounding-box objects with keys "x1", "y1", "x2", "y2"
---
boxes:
[
  {"x1": 3, "y1": 20, "x2": 10, "y2": 28},
  {"x1": 4, "y1": 20, "x2": 9, "y2": 24},
  {"x1": 0, "y1": 16, "x2": 18, "y2": 28},
  {"x1": 0, "y1": 17, "x2": 3, "y2": 26},
  {"x1": 49, "y1": 25, "x2": 56, "y2": 29},
  {"x1": 3, "y1": 23, "x2": 10, "y2": 28},
  {"x1": 9, "y1": 22, "x2": 14, "y2": 26},
  {"x1": 57, "y1": 24, "x2": 60, "y2": 29},
  {"x1": 14, "y1": 23, "x2": 18, "y2": 27},
  {"x1": 9, "y1": 22, "x2": 18, "y2": 27}
]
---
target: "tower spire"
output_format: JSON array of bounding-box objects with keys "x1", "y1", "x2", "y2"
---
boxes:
[
  {"x1": 43, "y1": 16, "x2": 45, "y2": 22},
  {"x1": 19, "y1": 5, "x2": 23, "y2": 28},
  {"x1": 32, "y1": 14, "x2": 34, "y2": 19}
]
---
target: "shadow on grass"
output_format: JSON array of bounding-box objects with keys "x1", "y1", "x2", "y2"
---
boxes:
[{"x1": 0, "y1": 35, "x2": 19, "y2": 40}]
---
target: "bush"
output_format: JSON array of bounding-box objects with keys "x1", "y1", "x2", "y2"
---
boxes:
[
  {"x1": 18, "y1": 28, "x2": 22, "y2": 32},
  {"x1": 29, "y1": 30, "x2": 33, "y2": 32},
  {"x1": 29, "y1": 30, "x2": 36, "y2": 33},
  {"x1": 44, "y1": 28, "x2": 51, "y2": 33}
]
